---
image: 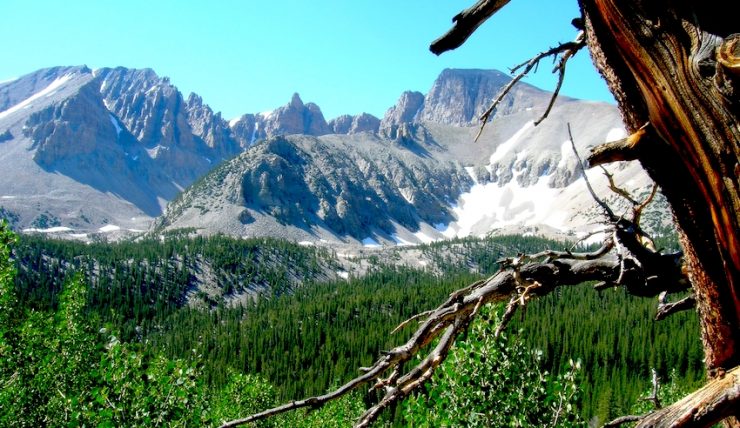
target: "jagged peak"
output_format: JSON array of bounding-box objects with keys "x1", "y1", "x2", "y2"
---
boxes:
[
  {"x1": 290, "y1": 92, "x2": 304, "y2": 109},
  {"x1": 187, "y1": 92, "x2": 203, "y2": 107}
]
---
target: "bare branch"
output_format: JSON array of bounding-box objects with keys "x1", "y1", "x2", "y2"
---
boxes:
[
  {"x1": 474, "y1": 35, "x2": 585, "y2": 141},
  {"x1": 632, "y1": 183, "x2": 658, "y2": 226},
  {"x1": 568, "y1": 123, "x2": 616, "y2": 220},
  {"x1": 495, "y1": 293, "x2": 521, "y2": 337},
  {"x1": 430, "y1": 0, "x2": 511, "y2": 55},
  {"x1": 391, "y1": 309, "x2": 435, "y2": 335},
  {"x1": 534, "y1": 32, "x2": 585, "y2": 126},
  {"x1": 601, "y1": 166, "x2": 641, "y2": 205},
  {"x1": 640, "y1": 368, "x2": 663, "y2": 409},
  {"x1": 656, "y1": 292, "x2": 696, "y2": 320}
]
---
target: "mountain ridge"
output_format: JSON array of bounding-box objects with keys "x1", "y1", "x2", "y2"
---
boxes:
[{"x1": 0, "y1": 65, "x2": 661, "y2": 245}]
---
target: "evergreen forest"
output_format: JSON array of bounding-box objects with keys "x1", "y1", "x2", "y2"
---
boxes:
[{"x1": 0, "y1": 221, "x2": 703, "y2": 426}]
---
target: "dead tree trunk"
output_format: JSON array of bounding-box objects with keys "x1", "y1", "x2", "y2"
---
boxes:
[{"x1": 578, "y1": 0, "x2": 739, "y2": 376}]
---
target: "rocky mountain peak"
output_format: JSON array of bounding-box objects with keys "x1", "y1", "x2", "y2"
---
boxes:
[
  {"x1": 0, "y1": 65, "x2": 92, "y2": 114},
  {"x1": 380, "y1": 91, "x2": 424, "y2": 138},
  {"x1": 417, "y1": 68, "x2": 550, "y2": 126},
  {"x1": 0, "y1": 65, "x2": 245, "y2": 233},
  {"x1": 290, "y1": 92, "x2": 304, "y2": 109},
  {"x1": 256, "y1": 93, "x2": 331, "y2": 138},
  {"x1": 187, "y1": 92, "x2": 204, "y2": 108}
]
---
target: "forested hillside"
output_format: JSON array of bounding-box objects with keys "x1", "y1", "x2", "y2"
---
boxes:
[{"x1": 1, "y1": 223, "x2": 701, "y2": 425}]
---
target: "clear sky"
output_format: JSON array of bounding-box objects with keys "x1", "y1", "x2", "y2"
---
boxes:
[{"x1": 1, "y1": 0, "x2": 614, "y2": 121}]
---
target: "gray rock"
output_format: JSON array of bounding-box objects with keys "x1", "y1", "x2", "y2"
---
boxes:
[
  {"x1": 380, "y1": 91, "x2": 424, "y2": 138},
  {"x1": 418, "y1": 68, "x2": 554, "y2": 126},
  {"x1": 329, "y1": 113, "x2": 380, "y2": 135},
  {"x1": 260, "y1": 93, "x2": 331, "y2": 137},
  {"x1": 328, "y1": 114, "x2": 353, "y2": 134}
]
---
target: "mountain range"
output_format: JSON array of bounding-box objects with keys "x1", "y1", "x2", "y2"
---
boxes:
[{"x1": 0, "y1": 66, "x2": 659, "y2": 245}]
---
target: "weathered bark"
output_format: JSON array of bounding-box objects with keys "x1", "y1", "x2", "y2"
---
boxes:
[
  {"x1": 636, "y1": 365, "x2": 740, "y2": 427},
  {"x1": 579, "y1": 0, "x2": 740, "y2": 378}
]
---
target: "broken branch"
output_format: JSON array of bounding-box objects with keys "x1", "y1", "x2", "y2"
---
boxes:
[
  {"x1": 587, "y1": 122, "x2": 652, "y2": 168},
  {"x1": 568, "y1": 123, "x2": 616, "y2": 220},
  {"x1": 430, "y1": 0, "x2": 511, "y2": 55},
  {"x1": 656, "y1": 292, "x2": 696, "y2": 320}
]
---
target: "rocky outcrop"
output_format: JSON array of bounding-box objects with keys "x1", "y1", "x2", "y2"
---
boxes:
[
  {"x1": 230, "y1": 113, "x2": 260, "y2": 149},
  {"x1": 329, "y1": 113, "x2": 380, "y2": 135},
  {"x1": 380, "y1": 91, "x2": 424, "y2": 138},
  {"x1": 95, "y1": 68, "x2": 193, "y2": 149},
  {"x1": 186, "y1": 93, "x2": 239, "y2": 158},
  {"x1": 261, "y1": 93, "x2": 331, "y2": 137},
  {"x1": 93, "y1": 67, "x2": 240, "y2": 185},
  {"x1": 24, "y1": 80, "x2": 121, "y2": 167},
  {"x1": 0, "y1": 65, "x2": 243, "y2": 231},
  {"x1": 329, "y1": 114, "x2": 353, "y2": 134},
  {"x1": 230, "y1": 93, "x2": 334, "y2": 146},
  {"x1": 349, "y1": 113, "x2": 380, "y2": 134}
]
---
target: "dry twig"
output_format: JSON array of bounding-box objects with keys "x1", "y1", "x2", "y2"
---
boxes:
[{"x1": 474, "y1": 34, "x2": 585, "y2": 142}]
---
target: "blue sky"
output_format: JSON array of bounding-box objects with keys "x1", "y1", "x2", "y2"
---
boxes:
[{"x1": 1, "y1": 0, "x2": 613, "y2": 120}]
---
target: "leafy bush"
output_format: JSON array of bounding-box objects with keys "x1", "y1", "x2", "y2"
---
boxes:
[{"x1": 402, "y1": 307, "x2": 584, "y2": 427}]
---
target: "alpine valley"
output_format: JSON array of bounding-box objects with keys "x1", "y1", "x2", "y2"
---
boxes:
[
  {"x1": 0, "y1": 66, "x2": 701, "y2": 427},
  {"x1": 0, "y1": 65, "x2": 662, "y2": 245}
]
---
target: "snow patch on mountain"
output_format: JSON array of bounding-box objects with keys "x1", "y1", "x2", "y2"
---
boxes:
[
  {"x1": 23, "y1": 226, "x2": 74, "y2": 233},
  {"x1": 0, "y1": 74, "x2": 73, "y2": 119},
  {"x1": 109, "y1": 113, "x2": 122, "y2": 136},
  {"x1": 362, "y1": 237, "x2": 381, "y2": 248},
  {"x1": 489, "y1": 120, "x2": 534, "y2": 164},
  {"x1": 439, "y1": 173, "x2": 569, "y2": 238},
  {"x1": 99, "y1": 224, "x2": 121, "y2": 232}
]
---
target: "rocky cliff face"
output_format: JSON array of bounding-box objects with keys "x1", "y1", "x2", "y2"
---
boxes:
[
  {"x1": 94, "y1": 67, "x2": 240, "y2": 185},
  {"x1": 0, "y1": 66, "x2": 241, "y2": 233},
  {"x1": 380, "y1": 91, "x2": 425, "y2": 139},
  {"x1": 186, "y1": 93, "x2": 239, "y2": 158}
]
